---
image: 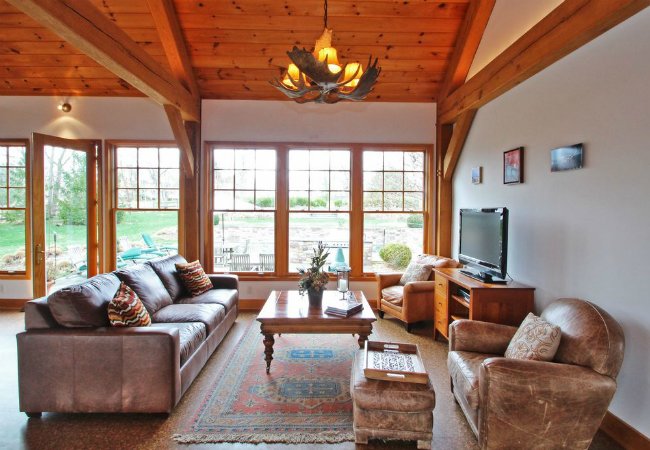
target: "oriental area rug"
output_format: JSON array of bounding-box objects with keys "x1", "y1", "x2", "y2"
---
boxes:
[{"x1": 173, "y1": 321, "x2": 356, "y2": 444}]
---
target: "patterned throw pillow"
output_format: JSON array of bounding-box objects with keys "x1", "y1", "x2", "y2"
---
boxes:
[
  {"x1": 505, "y1": 313, "x2": 561, "y2": 361},
  {"x1": 107, "y1": 282, "x2": 151, "y2": 327},
  {"x1": 399, "y1": 261, "x2": 433, "y2": 285},
  {"x1": 175, "y1": 260, "x2": 213, "y2": 296}
]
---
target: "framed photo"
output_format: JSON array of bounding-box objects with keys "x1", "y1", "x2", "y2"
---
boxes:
[
  {"x1": 551, "y1": 143, "x2": 584, "y2": 172},
  {"x1": 471, "y1": 166, "x2": 482, "y2": 184},
  {"x1": 503, "y1": 147, "x2": 524, "y2": 184}
]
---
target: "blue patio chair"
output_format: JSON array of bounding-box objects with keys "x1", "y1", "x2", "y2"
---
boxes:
[{"x1": 142, "y1": 233, "x2": 177, "y2": 254}]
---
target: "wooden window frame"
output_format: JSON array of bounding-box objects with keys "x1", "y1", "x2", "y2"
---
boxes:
[
  {"x1": 203, "y1": 142, "x2": 433, "y2": 282},
  {"x1": 0, "y1": 139, "x2": 31, "y2": 279},
  {"x1": 106, "y1": 140, "x2": 184, "y2": 270}
]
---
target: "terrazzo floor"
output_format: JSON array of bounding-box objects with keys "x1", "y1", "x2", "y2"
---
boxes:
[{"x1": 0, "y1": 310, "x2": 623, "y2": 450}]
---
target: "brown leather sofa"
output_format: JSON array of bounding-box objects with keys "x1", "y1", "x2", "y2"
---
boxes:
[
  {"x1": 17, "y1": 254, "x2": 238, "y2": 416},
  {"x1": 376, "y1": 255, "x2": 461, "y2": 332},
  {"x1": 447, "y1": 298, "x2": 625, "y2": 449}
]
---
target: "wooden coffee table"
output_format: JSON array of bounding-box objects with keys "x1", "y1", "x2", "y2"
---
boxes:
[{"x1": 256, "y1": 290, "x2": 377, "y2": 373}]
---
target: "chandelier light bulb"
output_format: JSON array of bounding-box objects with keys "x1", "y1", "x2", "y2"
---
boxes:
[{"x1": 58, "y1": 102, "x2": 72, "y2": 113}]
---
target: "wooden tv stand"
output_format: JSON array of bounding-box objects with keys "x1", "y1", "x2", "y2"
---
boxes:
[{"x1": 433, "y1": 268, "x2": 535, "y2": 340}]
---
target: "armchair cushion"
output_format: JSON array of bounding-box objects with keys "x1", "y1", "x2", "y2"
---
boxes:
[
  {"x1": 381, "y1": 285, "x2": 404, "y2": 306},
  {"x1": 505, "y1": 313, "x2": 561, "y2": 361},
  {"x1": 399, "y1": 261, "x2": 432, "y2": 285},
  {"x1": 107, "y1": 282, "x2": 151, "y2": 327}
]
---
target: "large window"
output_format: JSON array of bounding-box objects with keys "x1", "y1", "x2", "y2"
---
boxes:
[
  {"x1": 114, "y1": 145, "x2": 180, "y2": 265},
  {"x1": 206, "y1": 142, "x2": 430, "y2": 278},
  {"x1": 363, "y1": 149, "x2": 425, "y2": 272},
  {"x1": 0, "y1": 142, "x2": 28, "y2": 274},
  {"x1": 288, "y1": 148, "x2": 350, "y2": 272},
  {"x1": 212, "y1": 147, "x2": 276, "y2": 272}
]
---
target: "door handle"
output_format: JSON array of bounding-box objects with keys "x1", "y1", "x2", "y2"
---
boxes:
[{"x1": 35, "y1": 244, "x2": 45, "y2": 264}]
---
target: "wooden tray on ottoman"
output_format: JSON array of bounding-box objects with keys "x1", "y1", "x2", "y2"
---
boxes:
[{"x1": 363, "y1": 341, "x2": 429, "y2": 384}]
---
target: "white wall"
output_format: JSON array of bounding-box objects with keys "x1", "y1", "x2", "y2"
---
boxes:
[
  {"x1": 452, "y1": 8, "x2": 650, "y2": 437},
  {"x1": 202, "y1": 100, "x2": 436, "y2": 143},
  {"x1": 0, "y1": 96, "x2": 173, "y2": 300}
]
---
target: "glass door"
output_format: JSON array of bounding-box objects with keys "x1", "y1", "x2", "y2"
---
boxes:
[{"x1": 32, "y1": 133, "x2": 99, "y2": 297}]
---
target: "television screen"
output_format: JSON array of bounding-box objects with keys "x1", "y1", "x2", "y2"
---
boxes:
[{"x1": 459, "y1": 208, "x2": 508, "y2": 279}]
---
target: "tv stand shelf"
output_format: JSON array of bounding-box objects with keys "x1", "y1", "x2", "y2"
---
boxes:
[{"x1": 433, "y1": 268, "x2": 535, "y2": 340}]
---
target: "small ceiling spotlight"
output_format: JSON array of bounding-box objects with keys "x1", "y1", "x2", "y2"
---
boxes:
[{"x1": 58, "y1": 102, "x2": 72, "y2": 113}]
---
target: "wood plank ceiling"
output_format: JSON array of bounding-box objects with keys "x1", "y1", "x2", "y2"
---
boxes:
[{"x1": 0, "y1": 0, "x2": 472, "y2": 102}]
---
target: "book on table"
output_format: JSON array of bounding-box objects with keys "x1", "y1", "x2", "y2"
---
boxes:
[{"x1": 325, "y1": 293, "x2": 363, "y2": 317}]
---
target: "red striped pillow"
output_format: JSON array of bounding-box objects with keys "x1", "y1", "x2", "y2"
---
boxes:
[
  {"x1": 175, "y1": 260, "x2": 213, "y2": 296},
  {"x1": 108, "y1": 282, "x2": 151, "y2": 327}
]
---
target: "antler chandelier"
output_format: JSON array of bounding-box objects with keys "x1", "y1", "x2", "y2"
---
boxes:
[{"x1": 270, "y1": 0, "x2": 381, "y2": 104}]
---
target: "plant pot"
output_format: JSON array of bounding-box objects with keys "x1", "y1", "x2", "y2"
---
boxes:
[{"x1": 307, "y1": 288, "x2": 324, "y2": 306}]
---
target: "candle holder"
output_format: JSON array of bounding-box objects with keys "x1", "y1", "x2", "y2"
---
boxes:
[{"x1": 336, "y1": 267, "x2": 350, "y2": 300}]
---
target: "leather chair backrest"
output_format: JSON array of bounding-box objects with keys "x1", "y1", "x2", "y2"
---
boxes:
[{"x1": 541, "y1": 298, "x2": 625, "y2": 378}]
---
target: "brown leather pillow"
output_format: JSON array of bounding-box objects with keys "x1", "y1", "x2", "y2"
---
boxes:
[
  {"x1": 114, "y1": 264, "x2": 173, "y2": 315},
  {"x1": 175, "y1": 260, "x2": 213, "y2": 296},
  {"x1": 505, "y1": 313, "x2": 562, "y2": 361},
  {"x1": 48, "y1": 273, "x2": 120, "y2": 327},
  {"x1": 147, "y1": 254, "x2": 188, "y2": 301}
]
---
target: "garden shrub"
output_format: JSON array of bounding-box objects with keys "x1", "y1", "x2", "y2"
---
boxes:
[
  {"x1": 255, "y1": 197, "x2": 274, "y2": 208},
  {"x1": 379, "y1": 243, "x2": 412, "y2": 270},
  {"x1": 406, "y1": 214, "x2": 423, "y2": 228}
]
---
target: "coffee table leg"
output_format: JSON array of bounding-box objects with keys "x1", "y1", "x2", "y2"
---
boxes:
[
  {"x1": 357, "y1": 333, "x2": 369, "y2": 349},
  {"x1": 263, "y1": 333, "x2": 275, "y2": 374}
]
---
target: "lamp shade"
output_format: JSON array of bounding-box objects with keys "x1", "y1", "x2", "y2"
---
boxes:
[
  {"x1": 343, "y1": 62, "x2": 363, "y2": 88},
  {"x1": 317, "y1": 47, "x2": 342, "y2": 73}
]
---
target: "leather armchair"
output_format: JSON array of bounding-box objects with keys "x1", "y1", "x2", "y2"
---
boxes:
[
  {"x1": 447, "y1": 298, "x2": 625, "y2": 449},
  {"x1": 376, "y1": 255, "x2": 460, "y2": 332}
]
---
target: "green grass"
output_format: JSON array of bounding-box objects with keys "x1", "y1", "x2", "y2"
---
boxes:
[{"x1": 0, "y1": 223, "x2": 26, "y2": 256}]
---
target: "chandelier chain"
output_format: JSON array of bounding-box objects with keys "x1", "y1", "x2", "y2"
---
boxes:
[{"x1": 324, "y1": 0, "x2": 328, "y2": 29}]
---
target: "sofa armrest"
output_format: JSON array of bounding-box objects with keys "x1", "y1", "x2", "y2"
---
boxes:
[
  {"x1": 376, "y1": 273, "x2": 403, "y2": 292},
  {"x1": 449, "y1": 320, "x2": 517, "y2": 354},
  {"x1": 479, "y1": 357, "x2": 617, "y2": 448},
  {"x1": 17, "y1": 327, "x2": 181, "y2": 414},
  {"x1": 208, "y1": 273, "x2": 239, "y2": 290}
]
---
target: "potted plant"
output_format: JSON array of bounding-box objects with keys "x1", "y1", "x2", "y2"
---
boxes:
[{"x1": 298, "y1": 242, "x2": 330, "y2": 306}]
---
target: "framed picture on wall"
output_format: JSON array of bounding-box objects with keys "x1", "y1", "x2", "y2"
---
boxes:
[
  {"x1": 503, "y1": 147, "x2": 524, "y2": 184},
  {"x1": 551, "y1": 143, "x2": 584, "y2": 172},
  {"x1": 471, "y1": 166, "x2": 482, "y2": 184}
]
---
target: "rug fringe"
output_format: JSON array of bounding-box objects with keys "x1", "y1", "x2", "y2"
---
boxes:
[{"x1": 172, "y1": 430, "x2": 355, "y2": 444}]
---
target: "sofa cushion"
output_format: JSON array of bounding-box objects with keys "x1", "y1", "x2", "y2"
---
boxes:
[
  {"x1": 175, "y1": 260, "x2": 213, "y2": 296},
  {"x1": 448, "y1": 351, "x2": 498, "y2": 410},
  {"x1": 150, "y1": 322, "x2": 206, "y2": 366},
  {"x1": 151, "y1": 303, "x2": 225, "y2": 334},
  {"x1": 381, "y1": 285, "x2": 404, "y2": 306},
  {"x1": 107, "y1": 282, "x2": 151, "y2": 327},
  {"x1": 114, "y1": 264, "x2": 173, "y2": 315},
  {"x1": 505, "y1": 313, "x2": 562, "y2": 361},
  {"x1": 48, "y1": 273, "x2": 120, "y2": 327},
  {"x1": 177, "y1": 288, "x2": 238, "y2": 312},
  {"x1": 147, "y1": 254, "x2": 188, "y2": 301},
  {"x1": 351, "y1": 350, "x2": 435, "y2": 413},
  {"x1": 399, "y1": 261, "x2": 433, "y2": 285}
]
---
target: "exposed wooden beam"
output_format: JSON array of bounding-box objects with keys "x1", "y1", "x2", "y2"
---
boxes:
[
  {"x1": 6, "y1": 0, "x2": 199, "y2": 121},
  {"x1": 146, "y1": 0, "x2": 200, "y2": 99},
  {"x1": 443, "y1": 109, "x2": 477, "y2": 181},
  {"x1": 164, "y1": 104, "x2": 194, "y2": 175},
  {"x1": 438, "y1": 0, "x2": 650, "y2": 124},
  {"x1": 439, "y1": 0, "x2": 495, "y2": 99},
  {"x1": 435, "y1": 124, "x2": 454, "y2": 257}
]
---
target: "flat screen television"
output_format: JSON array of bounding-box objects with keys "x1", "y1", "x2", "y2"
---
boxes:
[{"x1": 458, "y1": 208, "x2": 509, "y2": 283}]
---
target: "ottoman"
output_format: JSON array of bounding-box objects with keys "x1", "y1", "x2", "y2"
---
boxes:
[{"x1": 350, "y1": 350, "x2": 435, "y2": 449}]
